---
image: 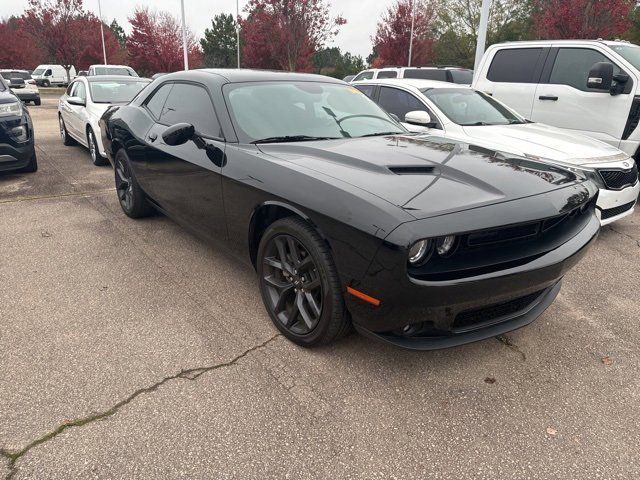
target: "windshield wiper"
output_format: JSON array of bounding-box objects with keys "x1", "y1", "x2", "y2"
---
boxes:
[
  {"x1": 250, "y1": 135, "x2": 339, "y2": 144},
  {"x1": 358, "y1": 131, "x2": 405, "y2": 137},
  {"x1": 460, "y1": 121, "x2": 491, "y2": 126}
]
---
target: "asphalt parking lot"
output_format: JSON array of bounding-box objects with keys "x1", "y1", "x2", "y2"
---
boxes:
[{"x1": 1, "y1": 97, "x2": 639, "y2": 479}]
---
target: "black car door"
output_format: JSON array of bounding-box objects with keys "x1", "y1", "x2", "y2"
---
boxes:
[{"x1": 140, "y1": 82, "x2": 227, "y2": 241}]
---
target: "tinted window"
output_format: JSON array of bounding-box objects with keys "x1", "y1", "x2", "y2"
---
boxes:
[
  {"x1": 549, "y1": 48, "x2": 621, "y2": 91},
  {"x1": 404, "y1": 69, "x2": 448, "y2": 81},
  {"x1": 487, "y1": 48, "x2": 543, "y2": 83},
  {"x1": 378, "y1": 86, "x2": 428, "y2": 121},
  {"x1": 145, "y1": 83, "x2": 173, "y2": 119},
  {"x1": 353, "y1": 71, "x2": 374, "y2": 81},
  {"x1": 45, "y1": 69, "x2": 52, "y2": 76},
  {"x1": 355, "y1": 84, "x2": 375, "y2": 98},
  {"x1": 94, "y1": 67, "x2": 133, "y2": 76},
  {"x1": 450, "y1": 70, "x2": 473, "y2": 84},
  {"x1": 377, "y1": 70, "x2": 398, "y2": 79},
  {"x1": 160, "y1": 83, "x2": 222, "y2": 138}
]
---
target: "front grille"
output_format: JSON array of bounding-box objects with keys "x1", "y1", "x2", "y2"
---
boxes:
[
  {"x1": 453, "y1": 290, "x2": 545, "y2": 330},
  {"x1": 598, "y1": 162, "x2": 638, "y2": 190},
  {"x1": 601, "y1": 201, "x2": 636, "y2": 220}
]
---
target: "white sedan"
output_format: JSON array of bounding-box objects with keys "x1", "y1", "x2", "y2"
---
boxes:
[
  {"x1": 57, "y1": 75, "x2": 150, "y2": 165},
  {"x1": 354, "y1": 78, "x2": 640, "y2": 225}
]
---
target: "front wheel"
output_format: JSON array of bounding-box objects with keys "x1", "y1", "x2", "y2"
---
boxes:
[
  {"x1": 88, "y1": 128, "x2": 107, "y2": 166},
  {"x1": 42, "y1": 79, "x2": 50, "y2": 87},
  {"x1": 59, "y1": 116, "x2": 75, "y2": 146},
  {"x1": 257, "y1": 217, "x2": 350, "y2": 347},
  {"x1": 114, "y1": 149, "x2": 154, "y2": 218}
]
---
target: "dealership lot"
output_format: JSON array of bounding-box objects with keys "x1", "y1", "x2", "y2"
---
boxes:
[{"x1": 1, "y1": 97, "x2": 639, "y2": 478}]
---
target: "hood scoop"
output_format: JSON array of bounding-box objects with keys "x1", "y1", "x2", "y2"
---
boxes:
[{"x1": 388, "y1": 165, "x2": 436, "y2": 175}]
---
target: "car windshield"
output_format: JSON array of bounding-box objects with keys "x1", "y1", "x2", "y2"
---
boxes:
[
  {"x1": 94, "y1": 67, "x2": 132, "y2": 76},
  {"x1": 89, "y1": 80, "x2": 149, "y2": 103},
  {"x1": 608, "y1": 44, "x2": 640, "y2": 71},
  {"x1": 225, "y1": 81, "x2": 407, "y2": 143},
  {"x1": 32, "y1": 68, "x2": 45, "y2": 75},
  {"x1": 422, "y1": 88, "x2": 525, "y2": 126}
]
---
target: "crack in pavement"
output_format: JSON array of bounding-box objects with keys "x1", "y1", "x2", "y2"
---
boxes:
[
  {"x1": 0, "y1": 334, "x2": 282, "y2": 480},
  {"x1": 496, "y1": 335, "x2": 526, "y2": 361},
  {"x1": 0, "y1": 189, "x2": 115, "y2": 205},
  {"x1": 606, "y1": 225, "x2": 640, "y2": 248}
]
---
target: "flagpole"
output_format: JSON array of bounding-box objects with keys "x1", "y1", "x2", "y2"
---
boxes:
[
  {"x1": 474, "y1": 0, "x2": 491, "y2": 74},
  {"x1": 98, "y1": 0, "x2": 107, "y2": 64},
  {"x1": 180, "y1": 0, "x2": 189, "y2": 70},
  {"x1": 236, "y1": 0, "x2": 241, "y2": 68},
  {"x1": 408, "y1": 0, "x2": 415, "y2": 67}
]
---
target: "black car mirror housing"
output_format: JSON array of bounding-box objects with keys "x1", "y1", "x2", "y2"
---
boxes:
[
  {"x1": 162, "y1": 122, "x2": 195, "y2": 146},
  {"x1": 586, "y1": 62, "x2": 613, "y2": 91}
]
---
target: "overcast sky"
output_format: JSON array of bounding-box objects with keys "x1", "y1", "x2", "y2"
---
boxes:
[{"x1": 0, "y1": 0, "x2": 395, "y2": 59}]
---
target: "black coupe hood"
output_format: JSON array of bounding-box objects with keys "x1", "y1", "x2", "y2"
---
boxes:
[{"x1": 258, "y1": 135, "x2": 580, "y2": 220}]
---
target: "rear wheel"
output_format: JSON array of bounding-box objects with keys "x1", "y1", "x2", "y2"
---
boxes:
[
  {"x1": 114, "y1": 149, "x2": 154, "y2": 218},
  {"x1": 88, "y1": 128, "x2": 107, "y2": 166},
  {"x1": 257, "y1": 217, "x2": 350, "y2": 347},
  {"x1": 59, "y1": 116, "x2": 75, "y2": 146}
]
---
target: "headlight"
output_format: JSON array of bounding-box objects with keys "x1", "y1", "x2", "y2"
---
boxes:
[
  {"x1": 408, "y1": 239, "x2": 432, "y2": 265},
  {"x1": 0, "y1": 101, "x2": 22, "y2": 117},
  {"x1": 436, "y1": 235, "x2": 456, "y2": 256}
]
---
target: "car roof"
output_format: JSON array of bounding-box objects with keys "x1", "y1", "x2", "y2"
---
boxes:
[
  {"x1": 164, "y1": 68, "x2": 344, "y2": 84},
  {"x1": 353, "y1": 78, "x2": 469, "y2": 90},
  {"x1": 84, "y1": 75, "x2": 150, "y2": 83},
  {"x1": 89, "y1": 64, "x2": 132, "y2": 68},
  {"x1": 0, "y1": 69, "x2": 29, "y2": 73},
  {"x1": 489, "y1": 39, "x2": 636, "y2": 48}
]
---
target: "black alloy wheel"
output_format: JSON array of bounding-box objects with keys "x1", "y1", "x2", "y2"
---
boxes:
[
  {"x1": 114, "y1": 149, "x2": 154, "y2": 218},
  {"x1": 257, "y1": 217, "x2": 350, "y2": 346}
]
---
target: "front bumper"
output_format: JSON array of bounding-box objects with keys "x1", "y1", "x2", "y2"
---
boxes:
[
  {"x1": 0, "y1": 113, "x2": 35, "y2": 172},
  {"x1": 596, "y1": 182, "x2": 639, "y2": 225},
  {"x1": 346, "y1": 212, "x2": 600, "y2": 350}
]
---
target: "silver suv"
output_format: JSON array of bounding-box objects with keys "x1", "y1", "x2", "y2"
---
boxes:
[{"x1": 0, "y1": 70, "x2": 41, "y2": 106}]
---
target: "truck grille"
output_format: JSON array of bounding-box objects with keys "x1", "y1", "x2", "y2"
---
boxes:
[
  {"x1": 601, "y1": 200, "x2": 636, "y2": 220},
  {"x1": 598, "y1": 163, "x2": 638, "y2": 190}
]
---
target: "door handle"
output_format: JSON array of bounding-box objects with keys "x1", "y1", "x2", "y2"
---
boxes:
[
  {"x1": 148, "y1": 132, "x2": 158, "y2": 142},
  {"x1": 538, "y1": 95, "x2": 558, "y2": 101}
]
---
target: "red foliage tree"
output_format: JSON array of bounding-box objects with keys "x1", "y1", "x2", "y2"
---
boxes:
[
  {"x1": 127, "y1": 7, "x2": 202, "y2": 76},
  {"x1": 533, "y1": 0, "x2": 634, "y2": 39},
  {"x1": 22, "y1": 0, "x2": 91, "y2": 82},
  {"x1": 371, "y1": 0, "x2": 436, "y2": 68},
  {"x1": 77, "y1": 17, "x2": 128, "y2": 69},
  {"x1": 241, "y1": 0, "x2": 345, "y2": 72},
  {"x1": 0, "y1": 17, "x2": 44, "y2": 69}
]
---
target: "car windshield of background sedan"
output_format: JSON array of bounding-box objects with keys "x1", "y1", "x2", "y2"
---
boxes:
[
  {"x1": 422, "y1": 88, "x2": 526, "y2": 126},
  {"x1": 94, "y1": 67, "x2": 132, "y2": 76},
  {"x1": 89, "y1": 80, "x2": 149, "y2": 104},
  {"x1": 225, "y1": 81, "x2": 407, "y2": 143}
]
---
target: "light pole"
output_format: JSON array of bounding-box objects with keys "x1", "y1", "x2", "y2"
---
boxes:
[
  {"x1": 408, "y1": 0, "x2": 415, "y2": 67},
  {"x1": 473, "y1": 0, "x2": 491, "y2": 75},
  {"x1": 97, "y1": 0, "x2": 107, "y2": 65},
  {"x1": 236, "y1": 0, "x2": 241, "y2": 68},
  {"x1": 180, "y1": 0, "x2": 189, "y2": 70}
]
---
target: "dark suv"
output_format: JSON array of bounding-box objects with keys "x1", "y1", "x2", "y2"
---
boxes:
[{"x1": 0, "y1": 75, "x2": 37, "y2": 173}]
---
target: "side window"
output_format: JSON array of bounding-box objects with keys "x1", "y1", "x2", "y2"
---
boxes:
[
  {"x1": 74, "y1": 82, "x2": 86, "y2": 100},
  {"x1": 353, "y1": 71, "x2": 374, "y2": 81},
  {"x1": 404, "y1": 69, "x2": 448, "y2": 81},
  {"x1": 549, "y1": 48, "x2": 622, "y2": 91},
  {"x1": 160, "y1": 83, "x2": 222, "y2": 138},
  {"x1": 45, "y1": 69, "x2": 52, "y2": 76},
  {"x1": 145, "y1": 83, "x2": 173, "y2": 119},
  {"x1": 378, "y1": 86, "x2": 429, "y2": 121},
  {"x1": 355, "y1": 84, "x2": 375, "y2": 98},
  {"x1": 377, "y1": 70, "x2": 398, "y2": 79},
  {"x1": 487, "y1": 48, "x2": 544, "y2": 83}
]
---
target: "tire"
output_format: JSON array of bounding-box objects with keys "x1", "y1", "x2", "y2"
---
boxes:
[
  {"x1": 43, "y1": 79, "x2": 50, "y2": 87},
  {"x1": 257, "y1": 217, "x2": 350, "y2": 347},
  {"x1": 17, "y1": 151, "x2": 38, "y2": 173},
  {"x1": 34, "y1": 98, "x2": 41, "y2": 106},
  {"x1": 114, "y1": 149, "x2": 154, "y2": 218},
  {"x1": 87, "y1": 128, "x2": 107, "y2": 166},
  {"x1": 59, "y1": 116, "x2": 75, "y2": 146}
]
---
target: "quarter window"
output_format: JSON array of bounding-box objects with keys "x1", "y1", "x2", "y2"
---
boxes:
[
  {"x1": 159, "y1": 83, "x2": 222, "y2": 139},
  {"x1": 378, "y1": 87, "x2": 430, "y2": 122},
  {"x1": 404, "y1": 69, "x2": 448, "y2": 81},
  {"x1": 355, "y1": 84, "x2": 375, "y2": 98},
  {"x1": 377, "y1": 70, "x2": 398, "y2": 79},
  {"x1": 487, "y1": 48, "x2": 544, "y2": 83},
  {"x1": 353, "y1": 71, "x2": 374, "y2": 81},
  {"x1": 145, "y1": 83, "x2": 173, "y2": 119},
  {"x1": 549, "y1": 48, "x2": 622, "y2": 91}
]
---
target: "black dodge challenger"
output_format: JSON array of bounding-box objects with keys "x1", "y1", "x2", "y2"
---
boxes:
[{"x1": 100, "y1": 70, "x2": 599, "y2": 350}]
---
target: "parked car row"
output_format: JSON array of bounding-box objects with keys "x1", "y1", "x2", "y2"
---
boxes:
[
  {"x1": 0, "y1": 75, "x2": 37, "y2": 173},
  {"x1": 29, "y1": 64, "x2": 139, "y2": 87},
  {"x1": 4, "y1": 46, "x2": 639, "y2": 352}
]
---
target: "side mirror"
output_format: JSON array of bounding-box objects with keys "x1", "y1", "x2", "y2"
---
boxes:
[
  {"x1": 611, "y1": 73, "x2": 630, "y2": 95},
  {"x1": 162, "y1": 123, "x2": 195, "y2": 146},
  {"x1": 405, "y1": 110, "x2": 433, "y2": 127},
  {"x1": 587, "y1": 62, "x2": 613, "y2": 90},
  {"x1": 67, "y1": 96, "x2": 85, "y2": 106}
]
